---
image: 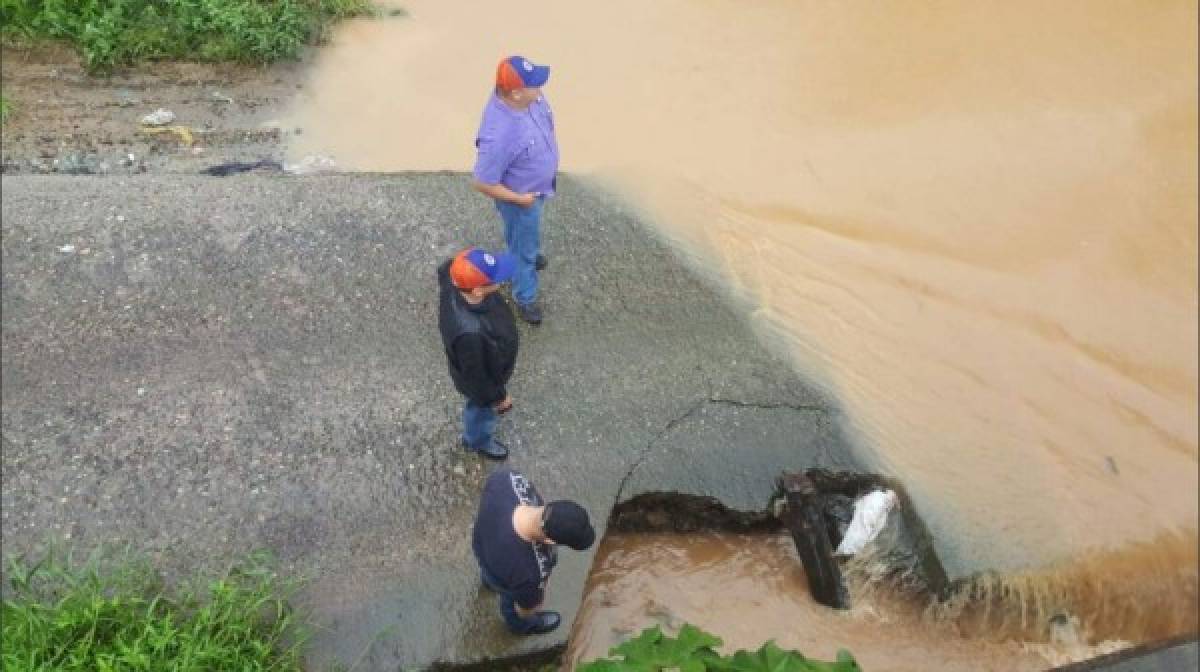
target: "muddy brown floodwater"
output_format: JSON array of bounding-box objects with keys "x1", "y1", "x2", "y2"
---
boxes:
[
  {"x1": 283, "y1": 0, "x2": 1198, "y2": 646},
  {"x1": 564, "y1": 532, "x2": 1136, "y2": 670}
]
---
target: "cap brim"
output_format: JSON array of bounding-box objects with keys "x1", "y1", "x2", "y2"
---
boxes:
[
  {"x1": 525, "y1": 65, "x2": 550, "y2": 88},
  {"x1": 564, "y1": 531, "x2": 595, "y2": 551},
  {"x1": 491, "y1": 252, "x2": 517, "y2": 283}
]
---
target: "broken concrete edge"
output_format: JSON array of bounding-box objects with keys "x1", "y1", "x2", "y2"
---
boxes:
[
  {"x1": 609, "y1": 491, "x2": 781, "y2": 535},
  {"x1": 1048, "y1": 634, "x2": 1198, "y2": 671},
  {"x1": 609, "y1": 468, "x2": 953, "y2": 600},
  {"x1": 429, "y1": 643, "x2": 565, "y2": 672},
  {"x1": 609, "y1": 470, "x2": 955, "y2": 612}
]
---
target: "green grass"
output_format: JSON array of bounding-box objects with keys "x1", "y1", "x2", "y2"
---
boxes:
[
  {"x1": 1, "y1": 547, "x2": 309, "y2": 672},
  {"x1": 0, "y1": 0, "x2": 377, "y2": 72},
  {"x1": 0, "y1": 95, "x2": 11, "y2": 124}
]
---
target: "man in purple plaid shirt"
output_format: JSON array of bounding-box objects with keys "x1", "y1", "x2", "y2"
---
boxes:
[{"x1": 472, "y1": 55, "x2": 560, "y2": 325}]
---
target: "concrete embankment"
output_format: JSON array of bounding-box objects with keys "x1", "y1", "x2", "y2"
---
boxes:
[{"x1": 1, "y1": 173, "x2": 861, "y2": 669}]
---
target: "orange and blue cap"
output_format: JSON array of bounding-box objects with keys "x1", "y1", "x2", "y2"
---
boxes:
[
  {"x1": 449, "y1": 247, "x2": 516, "y2": 290},
  {"x1": 496, "y1": 55, "x2": 550, "y2": 92}
]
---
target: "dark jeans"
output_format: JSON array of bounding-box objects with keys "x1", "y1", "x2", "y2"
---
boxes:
[
  {"x1": 462, "y1": 398, "x2": 498, "y2": 449},
  {"x1": 480, "y1": 564, "x2": 544, "y2": 634}
]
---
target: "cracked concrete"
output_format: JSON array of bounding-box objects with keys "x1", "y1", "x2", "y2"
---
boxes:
[
  {"x1": 619, "y1": 397, "x2": 853, "y2": 513},
  {"x1": 1, "y1": 173, "x2": 861, "y2": 669},
  {"x1": 611, "y1": 399, "x2": 706, "y2": 509},
  {"x1": 611, "y1": 395, "x2": 840, "y2": 510},
  {"x1": 707, "y1": 397, "x2": 829, "y2": 413}
]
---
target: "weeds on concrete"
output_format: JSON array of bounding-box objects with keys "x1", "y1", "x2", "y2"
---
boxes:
[
  {"x1": 1, "y1": 547, "x2": 309, "y2": 671},
  {"x1": 0, "y1": 0, "x2": 377, "y2": 72}
]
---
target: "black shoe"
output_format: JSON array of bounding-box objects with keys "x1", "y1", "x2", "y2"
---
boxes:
[
  {"x1": 535, "y1": 254, "x2": 548, "y2": 271},
  {"x1": 521, "y1": 611, "x2": 562, "y2": 635},
  {"x1": 461, "y1": 437, "x2": 509, "y2": 460},
  {"x1": 517, "y1": 302, "x2": 543, "y2": 325}
]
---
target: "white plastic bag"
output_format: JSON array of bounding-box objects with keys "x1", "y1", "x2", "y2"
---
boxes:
[
  {"x1": 140, "y1": 108, "x2": 176, "y2": 126},
  {"x1": 835, "y1": 489, "x2": 897, "y2": 556},
  {"x1": 283, "y1": 155, "x2": 338, "y2": 175}
]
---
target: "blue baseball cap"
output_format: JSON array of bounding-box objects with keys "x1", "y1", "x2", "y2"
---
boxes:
[
  {"x1": 496, "y1": 55, "x2": 550, "y2": 90},
  {"x1": 450, "y1": 247, "x2": 516, "y2": 289}
]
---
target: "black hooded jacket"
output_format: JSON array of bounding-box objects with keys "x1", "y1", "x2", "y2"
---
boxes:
[{"x1": 437, "y1": 260, "x2": 519, "y2": 405}]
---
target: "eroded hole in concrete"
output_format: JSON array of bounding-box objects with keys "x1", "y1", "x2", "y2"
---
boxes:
[{"x1": 553, "y1": 475, "x2": 1185, "y2": 671}]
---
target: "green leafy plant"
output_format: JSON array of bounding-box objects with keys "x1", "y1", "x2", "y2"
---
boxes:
[
  {"x1": 1, "y1": 547, "x2": 309, "y2": 671},
  {"x1": 578, "y1": 624, "x2": 861, "y2": 672},
  {"x1": 0, "y1": 0, "x2": 378, "y2": 72}
]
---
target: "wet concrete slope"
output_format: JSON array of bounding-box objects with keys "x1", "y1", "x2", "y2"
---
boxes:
[{"x1": 0, "y1": 173, "x2": 856, "y2": 669}]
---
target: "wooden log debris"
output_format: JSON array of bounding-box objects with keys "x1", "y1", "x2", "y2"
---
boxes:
[{"x1": 779, "y1": 471, "x2": 849, "y2": 609}]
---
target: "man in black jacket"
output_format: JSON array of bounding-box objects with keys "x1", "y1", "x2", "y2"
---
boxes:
[{"x1": 438, "y1": 247, "x2": 519, "y2": 460}]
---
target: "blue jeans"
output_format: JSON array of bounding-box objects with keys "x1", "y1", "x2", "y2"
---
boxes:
[
  {"x1": 480, "y1": 564, "x2": 544, "y2": 634},
  {"x1": 495, "y1": 197, "x2": 544, "y2": 306},
  {"x1": 463, "y1": 399, "x2": 498, "y2": 449}
]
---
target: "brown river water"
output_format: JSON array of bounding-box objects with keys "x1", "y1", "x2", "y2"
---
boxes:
[
  {"x1": 284, "y1": 0, "x2": 1198, "y2": 649},
  {"x1": 563, "y1": 532, "x2": 1174, "y2": 669}
]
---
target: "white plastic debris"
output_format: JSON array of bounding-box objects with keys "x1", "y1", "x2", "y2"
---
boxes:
[
  {"x1": 1049, "y1": 614, "x2": 1083, "y2": 647},
  {"x1": 283, "y1": 155, "x2": 337, "y2": 175},
  {"x1": 59, "y1": 244, "x2": 76, "y2": 254},
  {"x1": 140, "y1": 108, "x2": 176, "y2": 126},
  {"x1": 835, "y1": 489, "x2": 897, "y2": 556}
]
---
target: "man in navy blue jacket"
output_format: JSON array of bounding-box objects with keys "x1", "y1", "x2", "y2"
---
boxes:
[{"x1": 473, "y1": 468, "x2": 595, "y2": 634}]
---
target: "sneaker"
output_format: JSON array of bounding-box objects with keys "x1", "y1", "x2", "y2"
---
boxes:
[
  {"x1": 535, "y1": 254, "x2": 548, "y2": 271},
  {"x1": 460, "y1": 437, "x2": 509, "y2": 460},
  {"x1": 517, "y1": 302, "x2": 543, "y2": 325},
  {"x1": 521, "y1": 611, "x2": 562, "y2": 635}
]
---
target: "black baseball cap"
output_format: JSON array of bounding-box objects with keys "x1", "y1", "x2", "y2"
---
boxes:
[{"x1": 542, "y1": 501, "x2": 595, "y2": 550}]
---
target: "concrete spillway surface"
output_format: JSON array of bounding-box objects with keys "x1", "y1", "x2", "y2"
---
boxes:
[{"x1": 0, "y1": 173, "x2": 859, "y2": 668}]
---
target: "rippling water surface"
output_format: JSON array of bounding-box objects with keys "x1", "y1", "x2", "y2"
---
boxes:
[{"x1": 563, "y1": 532, "x2": 1154, "y2": 669}]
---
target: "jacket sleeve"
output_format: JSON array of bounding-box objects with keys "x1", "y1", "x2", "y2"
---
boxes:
[{"x1": 451, "y1": 333, "x2": 507, "y2": 405}]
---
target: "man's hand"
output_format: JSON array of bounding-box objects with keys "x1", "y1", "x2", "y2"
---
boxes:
[
  {"x1": 472, "y1": 181, "x2": 538, "y2": 208},
  {"x1": 494, "y1": 395, "x2": 514, "y2": 415}
]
